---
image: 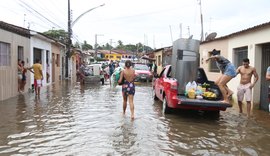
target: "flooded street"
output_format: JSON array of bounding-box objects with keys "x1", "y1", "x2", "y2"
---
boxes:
[{"x1": 0, "y1": 81, "x2": 270, "y2": 155}]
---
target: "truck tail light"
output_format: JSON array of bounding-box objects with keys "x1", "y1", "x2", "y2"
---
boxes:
[{"x1": 170, "y1": 83, "x2": 178, "y2": 91}]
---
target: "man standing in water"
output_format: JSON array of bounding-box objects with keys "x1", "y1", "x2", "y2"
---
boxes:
[
  {"x1": 236, "y1": 58, "x2": 259, "y2": 117},
  {"x1": 29, "y1": 59, "x2": 43, "y2": 96}
]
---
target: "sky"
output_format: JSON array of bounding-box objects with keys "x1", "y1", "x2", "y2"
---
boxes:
[{"x1": 0, "y1": 0, "x2": 270, "y2": 49}]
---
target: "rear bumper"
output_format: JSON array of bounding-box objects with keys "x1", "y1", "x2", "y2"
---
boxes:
[
  {"x1": 170, "y1": 95, "x2": 232, "y2": 111},
  {"x1": 135, "y1": 75, "x2": 153, "y2": 81}
]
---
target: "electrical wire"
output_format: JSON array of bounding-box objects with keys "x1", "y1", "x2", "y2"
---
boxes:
[{"x1": 17, "y1": 0, "x2": 63, "y2": 29}]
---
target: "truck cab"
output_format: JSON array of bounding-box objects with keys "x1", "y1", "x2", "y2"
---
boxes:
[{"x1": 153, "y1": 65, "x2": 232, "y2": 114}]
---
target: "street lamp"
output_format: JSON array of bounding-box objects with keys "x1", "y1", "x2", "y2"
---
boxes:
[
  {"x1": 66, "y1": 1, "x2": 105, "y2": 77},
  {"x1": 71, "y1": 3, "x2": 105, "y2": 28}
]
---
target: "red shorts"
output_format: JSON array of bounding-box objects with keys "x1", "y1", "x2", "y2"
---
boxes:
[{"x1": 34, "y1": 79, "x2": 42, "y2": 87}]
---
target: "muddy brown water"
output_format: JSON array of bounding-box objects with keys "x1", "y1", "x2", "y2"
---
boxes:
[{"x1": 0, "y1": 81, "x2": 270, "y2": 155}]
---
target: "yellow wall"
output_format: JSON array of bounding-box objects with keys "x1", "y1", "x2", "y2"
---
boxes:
[
  {"x1": 105, "y1": 53, "x2": 122, "y2": 61},
  {"x1": 153, "y1": 50, "x2": 163, "y2": 74}
]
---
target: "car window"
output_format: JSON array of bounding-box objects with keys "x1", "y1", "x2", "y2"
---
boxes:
[
  {"x1": 167, "y1": 66, "x2": 172, "y2": 78},
  {"x1": 134, "y1": 64, "x2": 149, "y2": 70}
]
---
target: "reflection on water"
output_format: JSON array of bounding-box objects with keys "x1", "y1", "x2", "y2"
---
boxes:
[{"x1": 0, "y1": 81, "x2": 269, "y2": 155}]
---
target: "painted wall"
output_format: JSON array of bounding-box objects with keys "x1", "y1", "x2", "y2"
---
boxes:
[
  {"x1": 51, "y1": 43, "x2": 63, "y2": 83},
  {"x1": 30, "y1": 35, "x2": 52, "y2": 90},
  {"x1": 153, "y1": 49, "x2": 163, "y2": 74},
  {"x1": 199, "y1": 39, "x2": 229, "y2": 81},
  {"x1": 0, "y1": 29, "x2": 30, "y2": 101}
]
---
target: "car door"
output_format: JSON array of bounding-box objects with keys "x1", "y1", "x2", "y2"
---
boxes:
[{"x1": 155, "y1": 68, "x2": 166, "y2": 100}]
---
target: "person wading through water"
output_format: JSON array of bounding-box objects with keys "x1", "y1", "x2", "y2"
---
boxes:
[{"x1": 118, "y1": 60, "x2": 136, "y2": 119}]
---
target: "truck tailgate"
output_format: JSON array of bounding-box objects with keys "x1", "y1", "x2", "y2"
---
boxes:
[{"x1": 178, "y1": 95, "x2": 232, "y2": 109}]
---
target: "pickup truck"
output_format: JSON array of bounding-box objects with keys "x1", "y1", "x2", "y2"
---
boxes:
[{"x1": 153, "y1": 65, "x2": 232, "y2": 114}]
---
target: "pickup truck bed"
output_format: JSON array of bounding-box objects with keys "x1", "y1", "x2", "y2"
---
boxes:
[{"x1": 178, "y1": 95, "x2": 232, "y2": 110}]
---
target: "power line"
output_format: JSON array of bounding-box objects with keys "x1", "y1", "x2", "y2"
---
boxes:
[
  {"x1": 32, "y1": 0, "x2": 67, "y2": 30},
  {"x1": 17, "y1": 0, "x2": 63, "y2": 29}
]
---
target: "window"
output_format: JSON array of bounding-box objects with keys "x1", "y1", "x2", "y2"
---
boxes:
[
  {"x1": 0, "y1": 42, "x2": 11, "y2": 66},
  {"x1": 158, "y1": 55, "x2": 161, "y2": 66},
  {"x1": 110, "y1": 55, "x2": 113, "y2": 58},
  {"x1": 233, "y1": 47, "x2": 248, "y2": 68},
  {"x1": 18, "y1": 46, "x2": 24, "y2": 61},
  {"x1": 209, "y1": 50, "x2": 220, "y2": 73}
]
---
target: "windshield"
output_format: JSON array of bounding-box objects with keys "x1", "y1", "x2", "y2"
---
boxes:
[{"x1": 134, "y1": 64, "x2": 149, "y2": 71}]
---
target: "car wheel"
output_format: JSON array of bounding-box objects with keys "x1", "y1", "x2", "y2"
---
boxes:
[{"x1": 163, "y1": 95, "x2": 172, "y2": 114}]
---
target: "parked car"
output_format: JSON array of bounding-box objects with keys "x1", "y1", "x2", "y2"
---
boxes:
[
  {"x1": 84, "y1": 64, "x2": 104, "y2": 85},
  {"x1": 153, "y1": 65, "x2": 232, "y2": 114},
  {"x1": 134, "y1": 63, "x2": 153, "y2": 82}
]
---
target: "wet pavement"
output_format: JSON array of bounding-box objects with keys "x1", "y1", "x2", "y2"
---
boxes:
[{"x1": 0, "y1": 81, "x2": 270, "y2": 155}]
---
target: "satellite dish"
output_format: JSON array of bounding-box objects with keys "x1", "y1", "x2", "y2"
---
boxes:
[{"x1": 205, "y1": 32, "x2": 217, "y2": 41}]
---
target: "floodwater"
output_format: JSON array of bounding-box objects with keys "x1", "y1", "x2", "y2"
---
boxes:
[{"x1": 0, "y1": 81, "x2": 270, "y2": 155}]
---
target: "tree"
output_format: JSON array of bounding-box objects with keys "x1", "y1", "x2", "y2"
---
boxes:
[
  {"x1": 116, "y1": 40, "x2": 124, "y2": 49},
  {"x1": 43, "y1": 29, "x2": 68, "y2": 44},
  {"x1": 74, "y1": 42, "x2": 81, "y2": 49},
  {"x1": 81, "y1": 40, "x2": 92, "y2": 50}
]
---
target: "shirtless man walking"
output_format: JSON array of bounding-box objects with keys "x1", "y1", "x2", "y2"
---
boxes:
[{"x1": 236, "y1": 58, "x2": 259, "y2": 117}]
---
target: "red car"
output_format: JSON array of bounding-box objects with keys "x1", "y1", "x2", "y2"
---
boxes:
[
  {"x1": 134, "y1": 63, "x2": 153, "y2": 82},
  {"x1": 153, "y1": 65, "x2": 232, "y2": 114}
]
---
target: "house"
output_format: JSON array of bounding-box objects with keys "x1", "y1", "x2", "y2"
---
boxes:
[
  {"x1": 70, "y1": 48, "x2": 81, "y2": 83},
  {"x1": 102, "y1": 49, "x2": 135, "y2": 61},
  {"x1": 51, "y1": 41, "x2": 66, "y2": 83},
  {"x1": 200, "y1": 21, "x2": 270, "y2": 111},
  {"x1": 103, "y1": 50, "x2": 122, "y2": 61},
  {"x1": 0, "y1": 21, "x2": 31, "y2": 101},
  {"x1": 30, "y1": 31, "x2": 54, "y2": 88},
  {"x1": 152, "y1": 47, "x2": 172, "y2": 74}
]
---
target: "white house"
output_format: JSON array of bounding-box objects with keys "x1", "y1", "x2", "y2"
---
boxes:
[{"x1": 200, "y1": 21, "x2": 270, "y2": 111}]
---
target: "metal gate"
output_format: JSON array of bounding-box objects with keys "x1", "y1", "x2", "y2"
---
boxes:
[{"x1": 260, "y1": 44, "x2": 270, "y2": 110}]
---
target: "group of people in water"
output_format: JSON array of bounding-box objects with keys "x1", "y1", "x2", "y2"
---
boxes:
[
  {"x1": 18, "y1": 59, "x2": 46, "y2": 96},
  {"x1": 206, "y1": 49, "x2": 259, "y2": 117}
]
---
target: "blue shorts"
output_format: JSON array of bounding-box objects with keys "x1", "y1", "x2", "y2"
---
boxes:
[{"x1": 224, "y1": 63, "x2": 236, "y2": 77}]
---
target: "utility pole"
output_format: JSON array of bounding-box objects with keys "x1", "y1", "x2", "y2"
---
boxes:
[
  {"x1": 198, "y1": 0, "x2": 204, "y2": 42},
  {"x1": 66, "y1": 0, "x2": 72, "y2": 78},
  {"x1": 95, "y1": 34, "x2": 103, "y2": 59}
]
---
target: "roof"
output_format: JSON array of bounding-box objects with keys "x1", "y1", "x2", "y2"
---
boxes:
[
  {"x1": 152, "y1": 46, "x2": 172, "y2": 53},
  {"x1": 0, "y1": 21, "x2": 30, "y2": 38},
  {"x1": 201, "y1": 21, "x2": 270, "y2": 44}
]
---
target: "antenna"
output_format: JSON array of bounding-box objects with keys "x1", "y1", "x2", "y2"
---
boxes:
[{"x1": 205, "y1": 32, "x2": 217, "y2": 41}]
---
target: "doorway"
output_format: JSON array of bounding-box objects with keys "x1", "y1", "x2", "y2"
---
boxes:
[{"x1": 260, "y1": 43, "x2": 270, "y2": 110}]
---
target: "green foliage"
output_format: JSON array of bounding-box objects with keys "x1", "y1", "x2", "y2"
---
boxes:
[
  {"x1": 74, "y1": 42, "x2": 81, "y2": 48},
  {"x1": 43, "y1": 29, "x2": 68, "y2": 44},
  {"x1": 82, "y1": 40, "x2": 93, "y2": 50}
]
